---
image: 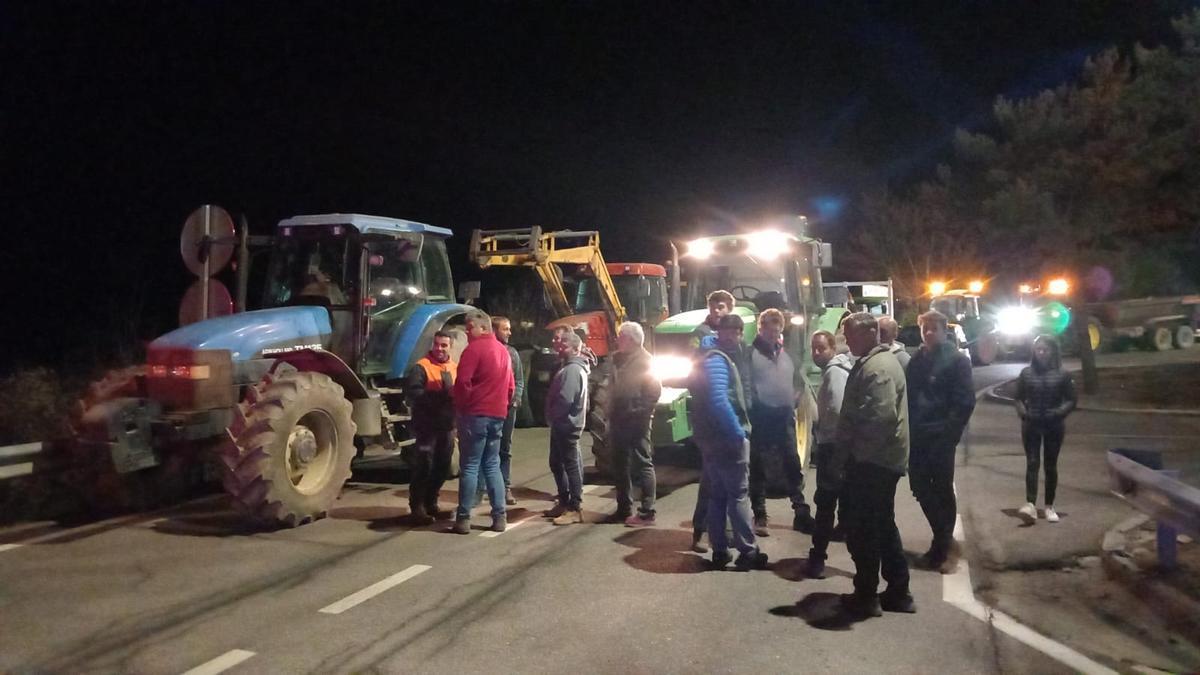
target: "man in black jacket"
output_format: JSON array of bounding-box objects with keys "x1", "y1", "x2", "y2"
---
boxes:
[
  {"x1": 906, "y1": 310, "x2": 976, "y2": 571},
  {"x1": 608, "y1": 321, "x2": 662, "y2": 526}
]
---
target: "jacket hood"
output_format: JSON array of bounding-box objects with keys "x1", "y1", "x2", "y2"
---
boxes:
[
  {"x1": 1031, "y1": 334, "x2": 1063, "y2": 371},
  {"x1": 829, "y1": 352, "x2": 856, "y2": 369},
  {"x1": 564, "y1": 354, "x2": 592, "y2": 372}
]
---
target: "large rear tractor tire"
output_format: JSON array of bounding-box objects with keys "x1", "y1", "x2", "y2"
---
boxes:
[
  {"x1": 1149, "y1": 325, "x2": 1173, "y2": 352},
  {"x1": 221, "y1": 370, "x2": 356, "y2": 528},
  {"x1": 1173, "y1": 324, "x2": 1195, "y2": 349},
  {"x1": 587, "y1": 362, "x2": 612, "y2": 477}
]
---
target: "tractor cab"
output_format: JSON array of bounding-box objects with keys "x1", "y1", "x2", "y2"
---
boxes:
[
  {"x1": 261, "y1": 214, "x2": 456, "y2": 375},
  {"x1": 571, "y1": 263, "x2": 670, "y2": 327}
]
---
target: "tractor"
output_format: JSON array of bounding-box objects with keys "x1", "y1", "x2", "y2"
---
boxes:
[
  {"x1": 43, "y1": 213, "x2": 477, "y2": 527},
  {"x1": 925, "y1": 283, "x2": 1001, "y2": 365},
  {"x1": 648, "y1": 222, "x2": 836, "y2": 468}
]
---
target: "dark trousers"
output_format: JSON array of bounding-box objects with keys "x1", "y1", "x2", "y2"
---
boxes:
[
  {"x1": 842, "y1": 459, "x2": 909, "y2": 598},
  {"x1": 909, "y1": 438, "x2": 958, "y2": 556},
  {"x1": 698, "y1": 436, "x2": 756, "y2": 555},
  {"x1": 612, "y1": 427, "x2": 656, "y2": 516},
  {"x1": 693, "y1": 455, "x2": 709, "y2": 534},
  {"x1": 499, "y1": 406, "x2": 517, "y2": 487},
  {"x1": 748, "y1": 405, "x2": 809, "y2": 519},
  {"x1": 809, "y1": 443, "x2": 840, "y2": 562},
  {"x1": 549, "y1": 425, "x2": 584, "y2": 509},
  {"x1": 1022, "y1": 419, "x2": 1064, "y2": 505},
  {"x1": 410, "y1": 428, "x2": 454, "y2": 510}
]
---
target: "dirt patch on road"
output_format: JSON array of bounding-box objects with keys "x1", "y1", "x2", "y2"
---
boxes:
[{"x1": 995, "y1": 362, "x2": 1200, "y2": 411}]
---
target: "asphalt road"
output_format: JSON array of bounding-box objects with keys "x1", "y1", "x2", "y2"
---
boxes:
[{"x1": 2, "y1": 351, "x2": 1190, "y2": 674}]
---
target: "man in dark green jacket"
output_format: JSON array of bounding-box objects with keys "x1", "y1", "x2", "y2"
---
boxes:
[{"x1": 834, "y1": 312, "x2": 913, "y2": 619}]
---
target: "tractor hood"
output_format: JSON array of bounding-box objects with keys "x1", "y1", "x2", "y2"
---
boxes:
[
  {"x1": 654, "y1": 306, "x2": 757, "y2": 344},
  {"x1": 149, "y1": 307, "x2": 332, "y2": 362}
]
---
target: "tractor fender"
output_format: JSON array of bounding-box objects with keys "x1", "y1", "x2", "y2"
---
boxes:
[
  {"x1": 387, "y1": 303, "x2": 478, "y2": 380},
  {"x1": 269, "y1": 349, "x2": 370, "y2": 400}
]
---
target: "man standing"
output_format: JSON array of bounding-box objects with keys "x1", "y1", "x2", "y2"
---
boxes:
[
  {"x1": 747, "y1": 309, "x2": 814, "y2": 536},
  {"x1": 805, "y1": 329, "x2": 855, "y2": 579},
  {"x1": 833, "y1": 312, "x2": 913, "y2": 618},
  {"x1": 878, "y1": 316, "x2": 911, "y2": 370},
  {"x1": 690, "y1": 290, "x2": 744, "y2": 553},
  {"x1": 690, "y1": 313, "x2": 768, "y2": 570},
  {"x1": 451, "y1": 311, "x2": 514, "y2": 534},
  {"x1": 405, "y1": 331, "x2": 458, "y2": 525},
  {"x1": 608, "y1": 322, "x2": 661, "y2": 526},
  {"x1": 545, "y1": 331, "x2": 591, "y2": 525},
  {"x1": 493, "y1": 316, "x2": 522, "y2": 506},
  {"x1": 907, "y1": 310, "x2": 976, "y2": 571}
]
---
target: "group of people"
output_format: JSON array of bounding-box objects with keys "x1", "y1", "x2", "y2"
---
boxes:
[{"x1": 402, "y1": 292, "x2": 1077, "y2": 620}]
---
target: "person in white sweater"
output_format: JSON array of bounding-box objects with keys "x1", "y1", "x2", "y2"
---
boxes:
[{"x1": 806, "y1": 329, "x2": 856, "y2": 578}]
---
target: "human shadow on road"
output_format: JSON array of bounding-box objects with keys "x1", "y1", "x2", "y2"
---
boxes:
[
  {"x1": 769, "y1": 592, "x2": 858, "y2": 631},
  {"x1": 614, "y1": 528, "x2": 708, "y2": 574},
  {"x1": 772, "y1": 557, "x2": 851, "y2": 582}
]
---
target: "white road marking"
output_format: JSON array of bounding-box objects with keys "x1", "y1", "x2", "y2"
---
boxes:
[
  {"x1": 180, "y1": 649, "x2": 256, "y2": 675},
  {"x1": 0, "y1": 543, "x2": 23, "y2": 553},
  {"x1": 0, "y1": 462, "x2": 34, "y2": 480},
  {"x1": 318, "y1": 564, "x2": 431, "y2": 615},
  {"x1": 479, "y1": 515, "x2": 538, "y2": 538}
]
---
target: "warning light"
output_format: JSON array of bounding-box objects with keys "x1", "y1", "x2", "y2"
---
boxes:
[
  {"x1": 967, "y1": 280, "x2": 984, "y2": 294},
  {"x1": 929, "y1": 281, "x2": 947, "y2": 296},
  {"x1": 1047, "y1": 278, "x2": 1070, "y2": 296}
]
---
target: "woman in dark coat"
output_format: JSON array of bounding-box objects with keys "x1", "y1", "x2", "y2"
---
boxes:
[{"x1": 1014, "y1": 335, "x2": 1077, "y2": 524}]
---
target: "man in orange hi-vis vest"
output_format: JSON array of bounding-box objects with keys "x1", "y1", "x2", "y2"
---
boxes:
[{"x1": 405, "y1": 330, "x2": 458, "y2": 525}]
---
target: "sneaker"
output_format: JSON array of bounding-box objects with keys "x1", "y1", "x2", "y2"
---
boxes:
[
  {"x1": 879, "y1": 590, "x2": 917, "y2": 614},
  {"x1": 1017, "y1": 502, "x2": 1037, "y2": 525},
  {"x1": 544, "y1": 502, "x2": 568, "y2": 518},
  {"x1": 624, "y1": 513, "x2": 656, "y2": 527},
  {"x1": 691, "y1": 531, "x2": 709, "y2": 553},
  {"x1": 409, "y1": 504, "x2": 434, "y2": 526},
  {"x1": 451, "y1": 518, "x2": 471, "y2": 535},
  {"x1": 710, "y1": 549, "x2": 733, "y2": 569},
  {"x1": 735, "y1": 548, "x2": 769, "y2": 571},
  {"x1": 839, "y1": 593, "x2": 882, "y2": 619},
  {"x1": 490, "y1": 515, "x2": 507, "y2": 533},
  {"x1": 803, "y1": 555, "x2": 826, "y2": 579},
  {"x1": 793, "y1": 511, "x2": 815, "y2": 534},
  {"x1": 753, "y1": 515, "x2": 770, "y2": 537},
  {"x1": 1044, "y1": 506, "x2": 1060, "y2": 523},
  {"x1": 504, "y1": 487, "x2": 517, "y2": 506},
  {"x1": 552, "y1": 508, "x2": 584, "y2": 526}
]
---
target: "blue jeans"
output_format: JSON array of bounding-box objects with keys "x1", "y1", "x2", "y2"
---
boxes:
[
  {"x1": 456, "y1": 415, "x2": 506, "y2": 520},
  {"x1": 697, "y1": 435, "x2": 756, "y2": 555}
]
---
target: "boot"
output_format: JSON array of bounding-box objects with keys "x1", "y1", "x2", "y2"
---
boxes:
[
  {"x1": 691, "y1": 530, "x2": 709, "y2": 553},
  {"x1": 792, "y1": 509, "x2": 815, "y2": 534},
  {"x1": 839, "y1": 593, "x2": 882, "y2": 619},
  {"x1": 803, "y1": 554, "x2": 826, "y2": 579},
  {"x1": 710, "y1": 549, "x2": 732, "y2": 569},
  {"x1": 879, "y1": 589, "x2": 917, "y2": 613},
  {"x1": 451, "y1": 518, "x2": 471, "y2": 535},
  {"x1": 552, "y1": 508, "x2": 584, "y2": 526},
  {"x1": 753, "y1": 514, "x2": 770, "y2": 537},
  {"x1": 544, "y1": 501, "x2": 568, "y2": 518},
  {"x1": 504, "y1": 487, "x2": 517, "y2": 506},
  {"x1": 409, "y1": 503, "x2": 434, "y2": 526},
  {"x1": 735, "y1": 548, "x2": 769, "y2": 571},
  {"x1": 490, "y1": 514, "x2": 507, "y2": 533}
]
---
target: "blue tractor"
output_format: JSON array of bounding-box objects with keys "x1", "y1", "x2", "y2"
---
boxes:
[{"x1": 53, "y1": 214, "x2": 476, "y2": 527}]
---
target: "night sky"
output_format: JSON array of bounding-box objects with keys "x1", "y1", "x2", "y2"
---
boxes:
[{"x1": 3, "y1": 1, "x2": 1193, "y2": 370}]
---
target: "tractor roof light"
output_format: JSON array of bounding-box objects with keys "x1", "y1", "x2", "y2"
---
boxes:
[
  {"x1": 746, "y1": 230, "x2": 791, "y2": 260},
  {"x1": 685, "y1": 238, "x2": 715, "y2": 260},
  {"x1": 968, "y1": 280, "x2": 984, "y2": 294},
  {"x1": 1047, "y1": 278, "x2": 1070, "y2": 296},
  {"x1": 1018, "y1": 283, "x2": 1034, "y2": 294},
  {"x1": 929, "y1": 281, "x2": 947, "y2": 296}
]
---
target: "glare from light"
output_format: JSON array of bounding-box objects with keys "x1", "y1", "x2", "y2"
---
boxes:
[
  {"x1": 379, "y1": 288, "x2": 394, "y2": 297},
  {"x1": 650, "y1": 355, "x2": 693, "y2": 382},
  {"x1": 789, "y1": 315, "x2": 805, "y2": 326},
  {"x1": 929, "y1": 281, "x2": 947, "y2": 296},
  {"x1": 997, "y1": 306, "x2": 1037, "y2": 336},
  {"x1": 1047, "y1": 278, "x2": 1070, "y2": 296},
  {"x1": 746, "y1": 230, "x2": 791, "y2": 260},
  {"x1": 407, "y1": 286, "x2": 421, "y2": 295},
  {"x1": 968, "y1": 280, "x2": 984, "y2": 294},
  {"x1": 1018, "y1": 283, "x2": 1033, "y2": 294},
  {"x1": 686, "y1": 238, "x2": 715, "y2": 259}
]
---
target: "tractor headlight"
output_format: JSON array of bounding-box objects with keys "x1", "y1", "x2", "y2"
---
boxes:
[
  {"x1": 650, "y1": 355, "x2": 693, "y2": 382},
  {"x1": 996, "y1": 306, "x2": 1037, "y2": 336}
]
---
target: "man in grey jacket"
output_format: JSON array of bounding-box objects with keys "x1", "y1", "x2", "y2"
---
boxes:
[
  {"x1": 878, "y1": 316, "x2": 911, "y2": 370},
  {"x1": 494, "y1": 316, "x2": 523, "y2": 506},
  {"x1": 608, "y1": 322, "x2": 661, "y2": 526},
  {"x1": 833, "y1": 312, "x2": 914, "y2": 619},
  {"x1": 544, "y1": 330, "x2": 590, "y2": 525}
]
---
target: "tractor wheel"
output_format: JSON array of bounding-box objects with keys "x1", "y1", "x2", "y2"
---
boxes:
[
  {"x1": 969, "y1": 332, "x2": 999, "y2": 366},
  {"x1": 220, "y1": 370, "x2": 356, "y2": 528},
  {"x1": 1173, "y1": 324, "x2": 1195, "y2": 349},
  {"x1": 1149, "y1": 325, "x2": 1173, "y2": 352},
  {"x1": 587, "y1": 361, "x2": 612, "y2": 477}
]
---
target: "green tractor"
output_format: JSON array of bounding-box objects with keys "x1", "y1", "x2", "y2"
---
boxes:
[
  {"x1": 926, "y1": 284, "x2": 1001, "y2": 365},
  {"x1": 648, "y1": 222, "x2": 838, "y2": 464}
]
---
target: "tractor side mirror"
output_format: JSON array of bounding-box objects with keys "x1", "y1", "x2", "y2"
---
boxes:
[
  {"x1": 457, "y1": 281, "x2": 481, "y2": 305},
  {"x1": 817, "y1": 242, "x2": 833, "y2": 269}
]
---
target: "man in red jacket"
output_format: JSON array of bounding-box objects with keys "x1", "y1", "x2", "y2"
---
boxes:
[{"x1": 451, "y1": 311, "x2": 515, "y2": 534}]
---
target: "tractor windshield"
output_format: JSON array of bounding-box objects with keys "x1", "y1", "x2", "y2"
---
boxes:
[
  {"x1": 683, "y1": 252, "x2": 819, "y2": 314},
  {"x1": 263, "y1": 228, "x2": 354, "y2": 308},
  {"x1": 573, "y1": 275, "x2": 667, "y2": 324}
]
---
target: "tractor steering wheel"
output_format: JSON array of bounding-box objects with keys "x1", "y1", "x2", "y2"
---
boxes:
[{"x1": 728, "y1": 285, "x2": 763, "y2": 302}]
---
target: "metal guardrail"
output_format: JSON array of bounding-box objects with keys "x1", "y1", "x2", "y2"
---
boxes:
[
  {"x1": 0, "y1": 442, "x2": 42, "y2": 480},
  {"x1": 1107, "y1": 449, "x2": 1200, "y2": 570}
]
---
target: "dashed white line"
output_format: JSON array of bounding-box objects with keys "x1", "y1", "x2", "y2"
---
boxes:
[
  {"x1": 180, "y1": 649, "x2": 256, "y2": 675},
  {"x1": 0, "y1": 543, "x2": 23, "y2": 553},
  {"x1": 479, "y1": 515, "x2": 538, "y2": 538},
  {"x1": 318, "y1": 564, "x2": 431, "y2": 615}
]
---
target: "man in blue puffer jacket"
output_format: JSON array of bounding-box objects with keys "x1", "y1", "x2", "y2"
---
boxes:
[{"x1": 689, "y1": 314, "x2": 768, "y2": 570}]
